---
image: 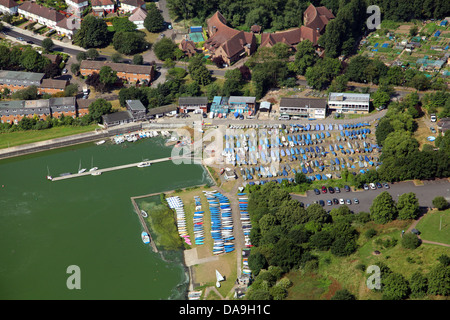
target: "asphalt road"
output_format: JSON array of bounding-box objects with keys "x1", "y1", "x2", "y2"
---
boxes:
[{"x1": 290, "y1": 179, "x2": 450, "y2": 213}]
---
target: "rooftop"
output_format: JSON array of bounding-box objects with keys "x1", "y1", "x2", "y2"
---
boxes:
[
  {"x1": 80, "y1": 60, "x2": 153, "y2": 75},
  {"x1": 280, "y1": 97, "x2": 327, "y2": 109},
  {"x1": 229, "y1": 96, "x2": 256, "y2": 104},
  {"x1": 328, "y1": 92, "x2": 370, "y2": 103},
  {"x1": 178, "y1": 97, "x2": 208, "y2": 105},
  {"x1": 0, "y1": 70, "x2": 45, "y2": 82},
  {"x1": 126, "y1": 99, "x2": 146, "y2": 111}
]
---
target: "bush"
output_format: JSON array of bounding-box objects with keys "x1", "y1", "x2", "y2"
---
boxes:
[
  {"x1": 432, "y1": 196, "x2": 449, "y2": 210},
  {"x1": 365, "y1": 228, "x2": 377, "y2": 239},
  {"x1": 401, "y1": 233, "x2": 421, "y2": 249}
]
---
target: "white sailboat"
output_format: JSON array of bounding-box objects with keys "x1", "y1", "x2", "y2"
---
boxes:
[
  {"x1": 215, "y1": 270, "x2": 225, "y2": 288},
  {"x1": 78, "y1": 160, "x2": 86, "y2": 174}
]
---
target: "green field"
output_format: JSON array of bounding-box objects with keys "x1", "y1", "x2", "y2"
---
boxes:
[
  {"x1": 0, "y1": 124, "x2": 99, "y2": 149},
  {"x1": 416, "y1": 209, "x2": 450, "y2": 245}
]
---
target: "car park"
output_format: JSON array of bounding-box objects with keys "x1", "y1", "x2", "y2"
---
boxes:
[
  {"x1": 328, "y1": 186, "x2": 334, "y2": 193},
  {"x1": 339, "y1": 199, "x2": 344, "y2": 205}
]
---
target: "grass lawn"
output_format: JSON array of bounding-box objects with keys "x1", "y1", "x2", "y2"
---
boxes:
[
  {"x1": 0, "y1": 124, "x2": 99, "y2": 149},
  {"x1": 416, "y1": 209, "x2": 450, "y2": 245}
]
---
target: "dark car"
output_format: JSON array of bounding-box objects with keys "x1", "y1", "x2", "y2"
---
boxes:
[
  {"x1": 322, "y1": 186, "x2": 327, "y2": 193},
  {"x1": 376, "y1": 182, "x2": 382, "y2": 189},
  {"x1": 319, "y1": 200, "x2": 325, "y2": 207},
  {"x1": 26, "y1": 40, "x2": 33, "y2": 44},
  {"x1": 333, "y1": 198, "x2": 339, "y2": 205},
  {"x1": 299, "y1": 202, "x2": 304, "y2": 207},
  {"x1": 328, "y1": 186, "x2": 335, "y2": 193},
  {"x1": 314, "y1": 188, "x2": 320, "y2": 195},
  {"x1": 344, "y1": 185, "x2": 351, "y2": 192},
  {"x1": 334, "y1": 187, "x2": 340, "y2": 193}
]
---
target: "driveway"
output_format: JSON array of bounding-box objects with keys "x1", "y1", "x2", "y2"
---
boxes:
[{"x1": 290, "y1": 179, "x2": 450, "y2": 213}]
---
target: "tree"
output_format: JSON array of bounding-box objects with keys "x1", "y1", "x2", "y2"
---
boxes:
[
  {"x1": 99, "y1": 66, "x2": 118, "y2": 88},
  {"x1": 41, "y1": 37, "x2": 54, "y2": 52},
  {"x1": 305, "y1": 57, "x2": 341, "y2": 90},
  {"x1": 409, "y1": 271, "x2": 428, "y2": 298},
  {"x1": 64, "y1": 83, "x2": 78, "y2": 97},
  {"x1": 432, "y1": 196, "x2": 449, "y2": 210},
  {"x1": 427, "y1": 264, "x2": 450, "y2": 296},
  {"x1": 292, "y1": 39, "x2": 318, "y2": 75},
  {"x1": 153, "y1": 38, "x2": 178, "y2": 61},
  {"x1": 133, "y1": 54, "x2": 143, "y2": 65},
  {"x1": 372, "y1": 89, "x2": 391, "y2": 109},
  {"x1": 370, "y1": 191, "x2": 398, "y2": 224},
  {"x1": 43, "y1": 62, "x2": 60, "y2": 78},
  {"x1": 20, "y1": 48, "x2": 50, "y2": 72},
  {"x1": 382, "y1": 273, "x2": 410, "y2": 300},
  {"x1": 248, "y1": 251, "x2": 268, "y2": 276},
  {"x1": 144, "y1": 4, "x2": 165, "y2": 32},
  {"x1": 73, "y1": 15, "x2": 109, "y2": 48},
  {"x1": 331, "y1": 289, "x2": 356, "y2": 300},
  {"x1": 71, "y1": 63, "x2": 80, "y2": 75},
  {"x1": 86, "y1": 48, "x2": 99, "y2": 60},
  {"x1": 188, "y1": 54, "x2": 212, "y2": 86},
  {"x1": 88, "y1": 98, "x2": 112, "y2": 123},
  {"x1": 11, "y1": 85, "x2": 38, "y2": 100},
  {"x1": 76, "y1": 51, "x2": 87, "y2": 62},
  {"x1": 113, "y1": 31, "x2": 147, "y2": 55},
  {"x1": 401, "y1": 233, "x2": 421, "y2": 249},
  {"x1": 112, "y1": 17, "x2": 137, "y2": 32},
  {"x1": 111, "y1": 52, "x2": 123, "y2": 63},
  {"x1": 397, "y1": 192, "x2": 420, "y2": 220}
]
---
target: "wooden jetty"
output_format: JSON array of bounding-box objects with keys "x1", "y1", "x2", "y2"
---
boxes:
[
  {"x1": 130, "y1": 196, "x2": 158, "y2": 253},
  {"x1": 49, "y1": 155, "x2": 197, "y2": 182}
]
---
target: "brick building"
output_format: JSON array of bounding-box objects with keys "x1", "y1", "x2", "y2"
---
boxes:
[{"x1": 0, "y1": 70, "x2": 67, "y2": 94}]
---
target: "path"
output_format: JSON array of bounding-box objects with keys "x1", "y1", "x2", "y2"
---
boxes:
[{"x1": 406, "y1": 210, "x2": 450, "y2": 248}]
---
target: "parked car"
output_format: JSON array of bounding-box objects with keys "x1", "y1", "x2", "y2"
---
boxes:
[
  {"x1": 17, "y1": 37, "x2": 24, "y2": 41},
  {"x1": 363, "y1": 184, "x2": 369, "y2": 190},
  {"x1": 339, "y1": 199, "x2": 345, "y2": 205},
  {"x1": 319, "y1": 200, "x2": 325, "y2": 207},
  {"x1": 333, "y1": 198, "x2": 339, "y2": 205},
  {"x1": 383, "y1": 182, "x2": 390, "y2": 189},
  {"x1": 327, "y1": 200, "x2": 332, "y2": 206},
  {"x1": 62, "y1": 68, "x2": 68, "y2": 74},
  {"x1": 344, "y1": 185, "x2": 351, "y2": 192},
  {"x1": 328, "y1": 186, "x2": 334, "y2": 193},
  {"x1": 334, "y1": 187, "x2": 340, "y2": 193},
  {"x1": 314, "y1": 188, "x2": 320, "y2": 195},
  {"x1": 354, "y1": 198, "x2": 359, "y2": 204},
  {"x1": 321, "y1": 186, "x2": 327, "y2": 193},
  {"x1": 346, "y1": 199, "x2": 352, "y2": 205},
  {"x1": 376, "y1": 182, "x2": 382, "y2": 189},
  {"x1": 26, "y1": 40, "x2": 33, "y2": 44},
  {"x1": 369, "y1": 183, "x2": 376, "y2": 190},
  {"x1": 430, "y1": 113, "x2": 437, "y2": 122},
  {"x1": 430, "y1": 127, "x2": 436, "y2": 133}
]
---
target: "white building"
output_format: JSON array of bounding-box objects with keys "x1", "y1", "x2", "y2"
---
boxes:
[
  {"x1": 0, "y1": 0, "x2": 19, "y2": 15},
  {"x1": 54, "y1": 16, "x2": 80, "y2": 39},
  {"x1": 18, "y1": 2, "x2": 65, "y2": 29},
  {"x1": 279, "y1": 98, "x2": 327, "y2": 119},
  {"x1": 328, "y1": 92, "x2": 370, "y2": 114},
  {"x1": 65, "y1": 0, "x2": 89, "y2": 14},
  {"x1": 120, "y1": 0, "x2": 145, "y2": 13},
  {"x1": 128, "y1": 7, "x2": 147, "y2": 30},
  {"x1": 91, "y1": 0, "x2": 115, "y2": 16}
]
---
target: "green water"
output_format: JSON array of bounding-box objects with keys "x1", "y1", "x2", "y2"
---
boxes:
[{"x1": 0, "y1": 136, "x2": 211, "y2": 299}]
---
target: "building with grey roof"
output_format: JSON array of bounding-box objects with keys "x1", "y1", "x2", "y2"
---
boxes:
[
  {"x1": 279, "y1": 97, "x2": 327, "y2": 119},
  {"x1": 328, "y1": 92, "x2": 370, "y2": 114},
  {"x1": 0, "y1": 70, "x2": 45, "y2": 89},
  {"x1": 126, "y1": 99, "x2": 147, "y2": 120},
  {"x1": 178, "y1": 96, "x2": 208, "y2": 114}
]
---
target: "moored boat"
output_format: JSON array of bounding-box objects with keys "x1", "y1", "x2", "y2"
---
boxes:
[{"x1": 141, "y1": 231, "x2": 150, "y2": 244}]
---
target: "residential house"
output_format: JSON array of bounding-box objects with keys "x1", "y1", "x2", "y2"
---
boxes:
[
  {"x1": 48, "y1": 97, "x2": 76, "y2": 118},
  {"x1": 178, "y1": 97, "x2": 208, "y2": 114},
  {"x1": 18, "y1": 2, "x2": 65, "y2": 29},
  {"x1": 437, "y1": 118, "x2": 450, "y2": 133},
  {"x1": 102, "y1": 110, "x2": 134, "y2": 128},
  {"x1": 147, "y1": 104, "x2": 177, "y2": 119},
  {"x1": 126, "y1": 99, "x2": 147, "y2": 120},
  {"x1": 65, "y1": 0, "x2": 89, "y2": 14},
  {"x1": 260, "y1": 4, "x2": 334, "y2": 49},
  {"x1": 128, "y1": 7, "x2": 147, "y2": 30},
  {"x1": 38, "y1": 78, "x2": 69, "y2": 95},
  {"x1": 204, "y1": 11, "x2": 257, "y2": 65},
  {"x1": 75, "y1": 98, "x2": 93, "y2": 117},
  {"x1": 79, "y1": 60, "x2": 154, "y2": 84},
  {"x1": 279, "y1": 97, "x2": 327, "y2": 119},
  {"x1": 55, "y1": 16, "x2": 81, "y2": 39},
  {"x1": 0, "y1": 0, "x2": 19, "y2": 15},
  {"x1": 328, "y1": 92, "x2": 370, "y2": 114},
  {"x1": 0, "y1": 70, "x2": 44, "y2": 92},
  {"x1": 120, "y1": 0, "x2": 145, "y2": 13},
  {"x1": 91, "y1": 0, "x2": 115, "y2": 16},
  {"x1": 179, "y1": 38, "x2": 198, "y2": 57}
]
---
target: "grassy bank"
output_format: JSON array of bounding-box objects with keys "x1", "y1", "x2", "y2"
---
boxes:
[{"x1": 0, "y1": 124, "x2": 99, "y2": 149}]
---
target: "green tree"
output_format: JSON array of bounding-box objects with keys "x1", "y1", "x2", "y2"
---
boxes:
[
  {"x1": 112, "y1": 17, "x2": 137, "y2": 32},
  {"x1": 370, "y1": 191, "x2": 398, "y2": 224},
  {"x1": 74, "y1": 15, "x2": 109, "y2": 48},
  {"x1": 153, "y1": 37, "x2": 178, "y2": 61},
  {"x1": 292, "y1": 39, "x2": 318, "y2": 75},
  {"x1": 41, "y1": 37, "x2": 54, "y2": 52},
  {"x1": 432, "y1": 196, "x2": 449, "y2": 210},
  {"x1": 144, "y1": 4, "x2": 165, "y2": 32},
  {"x1": 409, "y1": 271, "x2": 427, "y2": 298},
  {"x1": 397, "y1": 192, "x2": 420, "y2": 220},
  {"x1": 20, "y1": 48, "x2": 50, "y2": 72},
  {"x1": 372, "y1": 89, "x2": 391, "y2": 109},
  {"x1": 401, "y1": 233, "x2": 421, "y2": 249},
  {"x1": 427, "y1": 264, "x2": 450, "y2": 296},
  {"x1": 86, "y1": 48, "x2": 99, "y2": 60},
  {"x1": 112, "y1": 31, "x2": 147, "y2": 55},
  {"x1": 305, "y1": 57, "x2": 341, "y2": 90},
  {"x1": 99, "y1": 66, "x2": 118, "y2": 89},
  {"x1": 331, "y1": 289, "x2": 356, "y2": 300},
  {"x1": 382, "y1": 273, "x2": 410, "y2": 300},
  {"x1": 133, "y1": 54, "x2": 144, "y2": 65},
  {"x1": 88, "y1": 98, "x2": 112, "y2": 123}
]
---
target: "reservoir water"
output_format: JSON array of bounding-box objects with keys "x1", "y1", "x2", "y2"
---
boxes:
[{"x1": 0, "y1": 136, "x2": 210, "y2": 299}]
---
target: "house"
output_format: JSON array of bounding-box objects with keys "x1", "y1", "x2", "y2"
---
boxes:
[
  {"x1": 75, "y1": 98, "x2": 93, "y2": 117},
  {"x1": 260, "y1": 4, "x2": 334, "y2": 48},
  {"x1": 328, "y1": 92, "x2": 370, "y2": 114},
  {"x1": 259, "y1": 101, "x2": 271, "y2": 112},
  {"x1": 204, "y1": 11, "x2": 257, "y2": 65},
  {"x1": 91, "y1": 0, "x2": 115, "y2": 16},
  {"x1": 228, "y1": 96, "x2": 256, "y2": 115},
  {"x1": 120, "y1": 0, "x2": 145, "y2": 13},
  {"x1": 65, "y1": 0, "x2": 89, "y2": 14},
  {"x1": 0, "y1": 70, "x2": 44, "y2": 92},
  {"x1": 79, "y1": 60, "x2": 154, "y2": 84},
  {"x1": 18, "y1": 2, "x2": 65, "y2": 28},
  {"x1": 38, "y1": 78, "x2": 69, "y2": 95},
  {"x1": 43, "y1": 54, "x2": 62, "y2": 66},
  {"x1": 102, "y1": 111, "x2": 134, "y2": 128},
  {"x1": 178, "y1": 97, "x2": 208, "y2": 114},
  {"x1": 147, "y1": 104, "x2": 177, "y2": 119},
  {"x1": 126, "y1": 99, "x2": 147, "y2": 120},
  {"x1": 128, "y1": 7, "x2": 147, "y2": 30},
  {"x1": 437, "y1": 118, "x2": 450, "y2": 133},
  {"x1": 0, "y1": 0, "x2": 19, "y2": 15},
  {"x1": 54, "y1": 16, "x2": 81, "y2": 39},
  {"x1": 179, "y1": 38, "x2": 198, "y2": 57},
  {"x1": 279, "y1": 97, "x2": 327, "y2": 119},
  {"x1": 0, "y1": 97, "x2": 76, "y2": 124}
]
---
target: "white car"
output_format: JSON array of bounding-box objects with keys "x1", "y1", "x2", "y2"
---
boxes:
[
  {"x1": 339, "y1": 199, "x2": 345, "y2": 205},
  {"x1": 369, "y1": 183, "x2": 376, "y2": 190}
]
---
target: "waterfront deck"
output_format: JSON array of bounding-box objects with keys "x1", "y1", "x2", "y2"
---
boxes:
[{"x1": 49, "y1": 155, "x2": 197, "y2": 182}]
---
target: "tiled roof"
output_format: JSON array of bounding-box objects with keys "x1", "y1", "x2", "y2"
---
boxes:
[
  {"x1": 128, "y1": 7, "x2": 147, "y2": 22},
  {"x1": 121, "y1": 0, "x2": 144, "y2": 7},
  {"x1": 304, "y1": 4, "x2": 334, "y2": 33},
  {"x1": 80, "y1": 60, "x2": 153, "y2": 75},
  {"x1": 0, "y1": 0, "x2": 18, "y2": 8},
  {"x1": 40, "y1": 78, "x2": 68, "y2": 90},
  {"x1": 18, "y1": 2, "x2": 65, "y2": 23},
  {"x1": 91, "y1": 0, "x2": 114, "y2": 7}
]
